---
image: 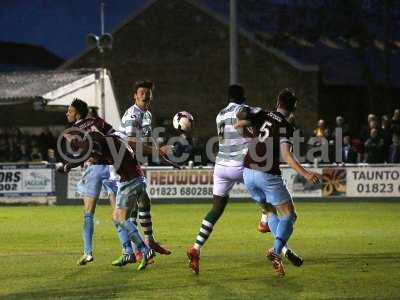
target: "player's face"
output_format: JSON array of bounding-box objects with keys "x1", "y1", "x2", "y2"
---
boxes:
[
  {"x1": 134, "y1": 87, "x2": 152, "y2": 110},
  {"x1": 66, "y1": 105, "x2": 78, "y2": 123}
]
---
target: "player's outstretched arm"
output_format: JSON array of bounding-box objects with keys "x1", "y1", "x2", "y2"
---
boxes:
[
  {"x1": 127, "y1": 137, "x2": 171, "y2": 157},
  {"x1": 281, "y1": 143, "x2": 320, "y2": 184}
]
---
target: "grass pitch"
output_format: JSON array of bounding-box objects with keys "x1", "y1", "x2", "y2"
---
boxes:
[{"x1": 0, "y1": 202, "x2": 399, "y2": 300}]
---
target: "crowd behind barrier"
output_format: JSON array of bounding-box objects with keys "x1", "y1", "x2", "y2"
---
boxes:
[{"x1": 1, "y1": 109, "x2": 399, "y2": 164}]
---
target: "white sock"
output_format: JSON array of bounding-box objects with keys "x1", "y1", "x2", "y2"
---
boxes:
[{"x1": 261, "y1": 213, "x2": 268, "y2": 224}]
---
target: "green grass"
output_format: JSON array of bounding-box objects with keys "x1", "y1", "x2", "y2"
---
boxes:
[{"x1": 0, "y1": 202, "x2": 399, "y2": 300}]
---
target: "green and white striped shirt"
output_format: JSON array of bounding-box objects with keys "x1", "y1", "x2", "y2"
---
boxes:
[
  {"x1": 215, "y1": 102, "x2": 249, "y2": 167},
  {"x1": 118, "y1": 104, "x2": 152, "y2": 139}
]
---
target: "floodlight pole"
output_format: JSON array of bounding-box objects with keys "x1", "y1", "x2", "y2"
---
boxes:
[
  {"x1": 230, "y1": 0, "x2": 239, "y2": 84},
  {"x1": 101, "y1": 0, "x2": 105, "y2": 35},
  {"x1": 99, "y1": 1, "x2": 106, "y2": 119},
  {"x1": 100, "y1": 50, "x2": 106, "y2": 119}
]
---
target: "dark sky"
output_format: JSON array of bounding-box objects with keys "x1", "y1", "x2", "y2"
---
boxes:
[
  {"x1": 0, "y1": 0, "x2": 292, "y2": 60},
  {"x1": 0, "y1": 0, "x2": 145, "y2": 59}
]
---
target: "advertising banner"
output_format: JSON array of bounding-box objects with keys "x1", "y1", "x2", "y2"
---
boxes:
[
  {"x1": 146, "y1": 169, "x2": 214, "y2": 199},
  {"x1": 346, "y1": 166, "x2": 400, "y2": 197},
  {"x1": 64, "y1": 165, "x2": 400, "y2": 201},
  {"x1": 0, "y1": 164, "x2": 54, "y2": 197},
  {"x1": 282, "y1": 168, "x2": 323, "y2": 197}
]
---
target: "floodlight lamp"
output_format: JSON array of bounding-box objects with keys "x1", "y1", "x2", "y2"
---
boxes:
[
  {"x1": 99, "y1": 33, "x2": 113, "y2": 49},
  {"x1": 86, "y1": 34, "x2": 100, "y2": 49}
]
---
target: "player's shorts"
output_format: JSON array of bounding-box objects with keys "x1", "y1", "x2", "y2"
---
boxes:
[
  {"x1": 77, "y1": 164, "x2": 110, "y2": 199},
  {"x1": 213, "y1": 164, "x2": 244, "y2": 197},
  {"x1": 102, "y1": 178, "x2": 118, "y2": 196},
  {"x1": 243, "y1": 167, "x2": 292, "y2": 206},
  {"x1": 116, "y1": 176, "x2": 147, "y2": 209}
]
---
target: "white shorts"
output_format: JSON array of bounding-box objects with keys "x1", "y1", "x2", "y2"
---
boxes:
[{"x1": 213, "y1": 164, "x2": 244, "y2": 197}]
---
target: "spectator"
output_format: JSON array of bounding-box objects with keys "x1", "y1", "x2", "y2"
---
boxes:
[
  {"x1": 364, "y1": 128, "x2": 385, "y2": 163},
  {"x1": 18, "y1": 144, "x2": 30, "y2": 162},
  {"x1": 31, "y1": 146, "x2": 43, "y2": 162},
  {"x1": 0, "y1": 137, "x2": 7, "y2": 161},
  {"x1": 361, "y1": 118, "x2": 381, "y2": 142},
  {"x1": 381, "y1": 115, "x2": 393, "y2": 158},
  {"x1": 314, "y1": 119, "x2": 330, "y2": 138},
  {"x1": 351, "y1": 138, "x2": 364, "y2": 162},
  {"x1": 342, "y1": 136, "x2": 358, "y2": 163},
  {"x1": 387, "y1": 134, "x2": 400, "y2": 163},
  {"x1": 335, "y1": 116, "x2": 350, "y2": 137},
  {"x1": 46, "y1": 148, "x2": 58, "y2": 163},
  {"x1": 38, "y1": 127, "x2": 56, "y2": 157},
  {"x1": 392, "y1": 109, "x2": 400, "y2": 135},
  {"x1": 360, "y1": 114, "x2": 377, "y2": 142}
]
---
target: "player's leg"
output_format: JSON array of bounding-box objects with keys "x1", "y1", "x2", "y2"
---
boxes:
[
  {"x1": 137, "y1": 188, "x2": 171, "y2": 255},
  {"x1": 261, "y1": 172, "x2": 297, "y2": 276},
  {"x1": 187, "y1": 165, "x2": 235, "y2": 274},
  {"x1": 129, "y1": 201, "x2": 142, "y2": 261},
  {"x1": 258, "y1": 202, "x2": 277, "y2": 234},
  {"x1": 257, "y1": 209, "x2": 271, "y2": 233},
  {"x1": 259, "y1": 201, "x2": 303, "y2": 267},
  {"x1": 76, "y1": 196, "x2": 96, "y2": 265},
  {"x1": 113, "y1": 179, "x2": 155, "y2": 270},
  {"x1": 243, "y1": 168, "x2": 284, "y2": 276},
  {"x1": 105, "y1": 179, "x2": 136, "y2": 266},
  {"x1": 273, "y1": 201, "x2": 297, "y2": 257},
  {"x1": 187, "y1": 194, "x2": 228, "y2": 274},
  {"x1": 195, "y1": 195, "x2": 228, "y2": 251},
  {"x1": 76, "y1": 165, "x2": 104, "y2": 265}
]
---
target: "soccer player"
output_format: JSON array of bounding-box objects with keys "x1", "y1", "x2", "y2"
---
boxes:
[
  {"x1": 236, "y1": 89, "x2": 320, "y2": 276},
  {"x1": 102, "y1": 168, "x2": 138, "y2": 266},
  {"x1": 186, "y1": 85, "x2": 302, "y2": 274},
  {"x1": 63, "y1": 99, "x2": 134, "y2": 266},
  {"x1": 116, "y1": 80, "x2": 171, "y2": 256},
  {"x1": 67, "y1": 131, "x2": 157, "y2": 270}
]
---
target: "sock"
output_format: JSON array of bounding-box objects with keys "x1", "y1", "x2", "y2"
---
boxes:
[
  {"x1": 83, "y1": 213, "x2": 94, "y2": 255},
  {"x1": 261, "y1": 213, "x2": 268, "y2": 224},
  {"x1": 129, "y1": 216, "x2": 138, "y2": 226},
  {"x1": 273, "y1": 214, "x2": 296, "y2": 255},
  {"x1": 113, "y1": 221, "x2": 133, "y2": 255},
  {"x1": 119, "y1": 219, "x2": 147, "y2": 252},
  {"x1": 127, "y1": 217, "x2": 138, "y2": 253},
  {"x1": 130, "y1": 208, "x2": 138, "y2": 226},
  {"x1": 194, "y1": 210, "x2": 220, "y2": 250},
  {"x1": 268, "y1": 214, "x2": 289, "y2": 255},
  {"x1": 267, "y1": 214, "x2": 279, "y2": 237},
  {"x1": 138, "y1": 210, "x2": 153, "y2": 241}
]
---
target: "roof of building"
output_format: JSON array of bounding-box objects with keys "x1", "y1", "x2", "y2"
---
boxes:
[
  {"x1": 0, "y1": 41, "x2": 64, "y2": 71},
  {"x1": 62, "y1": 0, "x2": 400, "y2": 87},
  {"x1": 197, "y1": 0, "x2": 400, "y2": 87},
  {"x1": 0, "y1": 69, "x2": 95, "y2": 104}
]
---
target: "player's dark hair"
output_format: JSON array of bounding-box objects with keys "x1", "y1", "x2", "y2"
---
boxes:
[
  {"x1": 228, "y1": 84, "x2": 246, "y2": 104},
  {"x1": 71, "y1": 98, "x2": 89, "y2": 119},
  {"x1": 277, "y1": 89, "x2": 298, "y2": 112},
  {"x1": 134, "y1": 80, "x2": 154, "y2": 93}
]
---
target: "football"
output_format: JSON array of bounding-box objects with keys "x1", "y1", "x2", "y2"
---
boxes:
[{"x1": 173, "y1": 111, "x2": 194, "y2": 132}]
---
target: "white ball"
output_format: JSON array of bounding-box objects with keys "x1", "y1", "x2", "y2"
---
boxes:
[{"x1": 173, "y1": 111, "x2": 194, "y2": 132}]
